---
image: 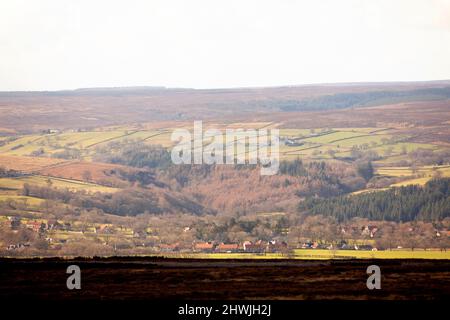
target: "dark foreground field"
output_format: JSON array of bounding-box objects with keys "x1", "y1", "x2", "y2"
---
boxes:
[{"x1": 0, "y1": 258, "x2": 449, "y2": 300}]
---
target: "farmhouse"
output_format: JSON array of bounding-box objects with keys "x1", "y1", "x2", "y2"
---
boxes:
[
  {"x1": 43, "y1": 129, "x2": 61, "y2": 134},
  {"x1": 193, "y1": 242, "x2": 215, "y2": 252},
  {"x1": 284, "y1": 139, "x2": 303, "y2": 147},
  {"x1": 216, "y1": 243, "x2": 240, "y2": 253}
]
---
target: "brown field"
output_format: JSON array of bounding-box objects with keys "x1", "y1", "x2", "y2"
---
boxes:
[
  {"x1": 36, "y1": 161, "x2": 134, "y2": 182},
  {"x1": 260, "y1": 100, "x2": 450, "y2": 132},
  {"x1": 0, "y1": 258, "x2": 449, "y2": 300},
  {"x1": 0, "y1": 155, "x2": 134, "y2": 184},
  {"x1": 0, "y1": 155, "x2": 68, "y2": 172}
]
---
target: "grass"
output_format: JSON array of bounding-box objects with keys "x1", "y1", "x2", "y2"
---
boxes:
[
  {"x1": 0, "y1": 195, "x2": 45, "y2": 207},
  {"x1": 332, "y1": 127, "x2": 387, "y2": 134},
  {"x1": 375, "y1": 165, "x2": 450, "y2": 187},
  {"x1": 1, "y1": 126, "x2": 448, "y2": 181},
  {"x1": 47, "y1": 131, "x2": 128, "y2": 149},
  {"x1": 350, "y1": 165, "x2": 450, "y2": 194},
  {"x1": 329, "y1": 134, "x2": 391, "y2": 148},
  {"x1": 0, "y1": 130, "x2": 137, "y2": 156},
  {"x1": 144, "y1": 132, "x2": 175, "y2": 147},
  {"x1": 0, "y1": 135, "x2": 44, "y2": 156},
  {"x1": 302, "y1": 131, "x2": 364, "y2": 144},
  {"x1": 0, "y1": 155, "x2": 67, "y2": 171},
  {"x1": 376, "y1": 165, "x2": 450, "y2": 177},
  {"x1": 293, "y1": 249, "x2": 450, "y2": 259},
  {"x1": 278, "y1": 128, "x2": 437, "y2": 162},
  {"x1": 0, "y1": 175, "x2": 117, "y2": 193},
  {"x1": 370, "y1": 142, "x2": 436, "y2": 155}
]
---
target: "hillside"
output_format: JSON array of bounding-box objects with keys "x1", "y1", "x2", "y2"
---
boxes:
[{"x1": 0, "y1": 82, "x2": 449, "y2": 257}]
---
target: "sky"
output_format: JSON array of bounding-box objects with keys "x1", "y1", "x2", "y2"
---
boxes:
[{"x1": 0, "y1": 0, "x2": 449, "y2": 91}]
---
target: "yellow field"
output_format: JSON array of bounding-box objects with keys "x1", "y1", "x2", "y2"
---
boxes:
[
  {"x1": 351, "y1": 188, "x2": 389, "y2": 195},
  {"x1": 292, "y1": 249, "x2": 450, "y2": 259},
  {"x1": 0, "y1": 195, "x2": 45, "y2": 207},
  {"x1": 376, "y1": 165, "x2": 450, "y2": 177},
  {"x1": 329, "y1": 134, "x2": 391, "y2": 148},
  {"x1": 332, "y1": 127, "x2": 387, "y2": 134},
  {"x1": 159, "y1": 249, "x2": 450, "y2": 260},
  {"x1": 303, "y1": 131, "x2": 365, "y2": 144},
  {"x1": 375, "y1": 165, "x2": 450, "y2": 187},
  {"x1": 0, "y1": 135, "x2": 44, "y2": 156},
  {"x1": 370, "y1": 142, "x2": 436, "y2": 155},
  {"x1": 0, "y1": 155, "x2": 68, "y2": 171},
  {"x1": 0, "y1": 126, "x2": 445, "y2": 165},
  {"x1": 0, "y1": 175, "x2": 118, "y2": 193},
  {"x1": 0, "y1": 130, "x2": 138, "y2": 156}
]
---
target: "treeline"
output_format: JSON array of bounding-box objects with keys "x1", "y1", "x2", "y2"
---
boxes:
[
  {"x1": 279, "y1": 158, "x2": 370, "y2": 196},
  {"x1": 23, "y1": 183, "x2": 162, "y2": 216},
  {"x1": 277, "y1": 87, "x2": 450, "y2": 111},
  {"x1": 192, "y1": 216, "x2": 290, "y2": 243},
  {"x1": 95, "y1": 141, "x2": 172, "y2": 169},
  {"x1": 299, "y1": 178, "x2": 450, "y2": 222},
  {"x1": 22, "y1": 182, "x2": 208, "y2": 216},
  {"x1": 0, "y1": 167, "x2": 23, "y2": 178}
]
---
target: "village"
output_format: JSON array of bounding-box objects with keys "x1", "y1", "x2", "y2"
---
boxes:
[{"x1": 0, "y1": 214, "x2": 420, "y2": 255}]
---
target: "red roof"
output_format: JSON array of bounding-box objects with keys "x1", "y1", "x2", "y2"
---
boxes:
[
  {"x1": 194, "y1": 242, "x2": 214, "y2": 249},
  {"x1": 217, "y1": 243, "x2": 239, "y2": 250}
]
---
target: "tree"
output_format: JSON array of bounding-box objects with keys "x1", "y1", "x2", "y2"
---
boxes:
[
  {"x1": 357, "y1": 161, "x2": 374, "y2": 181},
  {"x1": 82, "y1": 170, "x2": 92, "y2": 182},
  {"x1": 34, "y1": 238, "x2": 49, "y2": 251}
]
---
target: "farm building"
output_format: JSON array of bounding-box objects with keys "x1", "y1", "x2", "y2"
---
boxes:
[
  {"x1": 193, "y1": 242, "x2": 215, "y2": 252},
  {"x1": 216, "y1": 243, "x2": 240, "y2": 253}
]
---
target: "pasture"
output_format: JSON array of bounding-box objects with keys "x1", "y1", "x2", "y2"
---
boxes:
[
  {"x1": 0, "y1": 124, "x2": 448, "y2": 165},
  {"x1": 0, "y1": 175, "x2": 117, "y2": 193}
]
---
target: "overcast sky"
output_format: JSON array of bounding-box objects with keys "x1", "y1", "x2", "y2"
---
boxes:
[{"x1": 0, "y1": 0, "x2": 449, "y2": 91}]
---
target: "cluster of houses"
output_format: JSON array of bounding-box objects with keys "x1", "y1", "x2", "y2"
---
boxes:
[
  {"x1": 300, "y1": 241, "x2": 375, "y2": 251},
  {"x1": 6, "y1": 242, "x2": 30, "y2": 251},
  {"x1": 159, "y1": 240, "x2": 289, "y2": 253},
  {"x1": 3, "y1": 215, "x2": 448, "y2": 253},
  {"x1": 2, "y1": 216, "x2": 69, "y2": 233},
  {"x1": 283, "y1": 138, "x2": 304, "y2": 147}
]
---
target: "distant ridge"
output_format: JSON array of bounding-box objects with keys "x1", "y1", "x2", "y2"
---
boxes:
[{"x1": 1, "y1": 79, "x2": 450, "y2": 94}]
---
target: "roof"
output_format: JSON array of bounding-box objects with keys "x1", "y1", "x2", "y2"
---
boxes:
[
  {"x1": 194, "y1": 242, "x2": 214, "y2": 249},
  {"x1": 217, "y1": 243, "x2": 239, "y2": 250},
  {"x1": 160, "y1": 243, "x2": 179, "y2": 249}
]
